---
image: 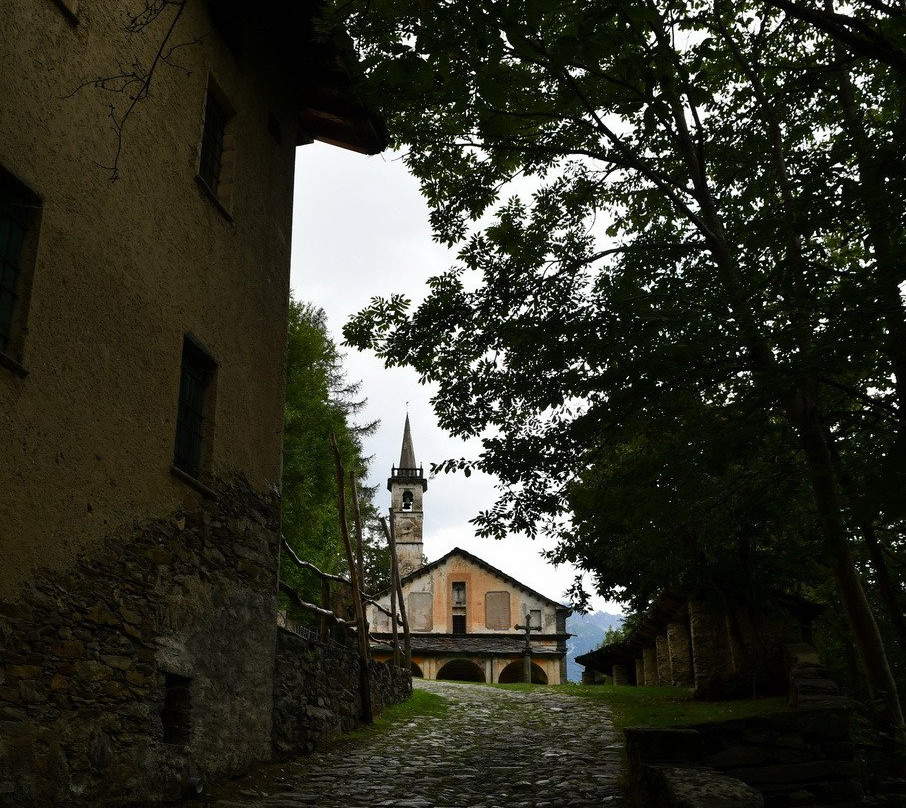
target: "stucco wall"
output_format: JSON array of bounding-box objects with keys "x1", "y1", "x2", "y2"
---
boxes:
[
  {"x1": 0, "y1": 0, "x2": 296, "y2": 597},
  {"x1": 368, "y1": 554, "x2": 563, "y2": 635}
]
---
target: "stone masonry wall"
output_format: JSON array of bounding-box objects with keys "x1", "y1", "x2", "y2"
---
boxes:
[
  {"x1": 272, "y1": 628, "x2": 412, "y2": 759},
  {"x1": 0, "y1": 477, "x2": 280, "y2": 807},
  {"x1": 626, "y1": 707, "x2": 861, "y2": 807},
  {"x1": 666, "y1": 622, "x2": 692, "y2": 688},
  {"x1": 655, "y1": 635, "x2": 670, "y2": 686}
]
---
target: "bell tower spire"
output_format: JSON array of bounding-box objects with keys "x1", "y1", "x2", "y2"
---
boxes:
[{"x1": 388, "y1": 414, "x2": 428, "y2": 576}]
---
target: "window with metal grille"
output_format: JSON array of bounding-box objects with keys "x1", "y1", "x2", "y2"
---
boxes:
[
  {"x1": 0, "y1": 167, "x2": 40, "y2": 369},
  {"x1": 199, "y1": 87, "x2": 230, "y2": 196},
  {"x1": 0, "y1": 200, "x2": 27, "y2": 354},
  {"x1": 173, "y1": 336, "x2": 216, "y2": 479}
]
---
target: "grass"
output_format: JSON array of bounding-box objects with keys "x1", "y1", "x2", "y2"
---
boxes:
[
  {"x1": 336, "y1": 687, "x2": 449, "y2": 744},
  {"x1": 488, "y1": 681, "x2": 788, "y2": 733}
]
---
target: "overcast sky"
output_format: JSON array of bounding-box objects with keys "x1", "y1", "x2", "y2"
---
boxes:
[{"x1": 289, "y1": 142, "x2": 623, "y2": 615}]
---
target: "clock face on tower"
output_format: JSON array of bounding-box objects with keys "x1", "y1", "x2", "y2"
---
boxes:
[{"x1": 396, "y1": 516, "x2": 415, "y2": 540}]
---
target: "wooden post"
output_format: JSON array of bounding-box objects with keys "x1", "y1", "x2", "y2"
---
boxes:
[
  {"x1": 349, "y1": 471, "x2": 367, "y2": 599},
  {"x1": 389, "y1": 527, "x2": 401, "y2": 668},
  {"x1": 396, "y1": 558, "x2": 412, "y2": 672},
  {"x1": 320, "y1": 578, "x2": 330, "y2": 643},
  {"x1": 329, "y1": 433, "x2": 372, "y2": 724},
  {"x1": 381, "y1": 516, "x2": 410, "y2": 671},
  {"x1": 348, "y1": 471, "x2": 370, "y2": 660}
]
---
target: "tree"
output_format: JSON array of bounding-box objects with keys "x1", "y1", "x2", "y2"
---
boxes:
[
  {"x1": 281, "y1": 299, "x2": 389, "y2": 609},
  {"x1": 332, "y1": 0, "x2": 906, "y2": 730}
]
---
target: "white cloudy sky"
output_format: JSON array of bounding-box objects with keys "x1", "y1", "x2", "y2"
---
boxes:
[{"x1": 289, "y1": 142, "x2": 623, "y2": 615}]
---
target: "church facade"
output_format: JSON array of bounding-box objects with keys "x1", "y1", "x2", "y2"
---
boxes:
[{"x1": 367, "y1": 418, "x2": 571, "y2": 684}]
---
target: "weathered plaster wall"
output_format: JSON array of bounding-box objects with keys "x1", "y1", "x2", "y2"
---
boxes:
[
  {"x1": 0, "y1": 479, "x2": 280, "y2": 807},
  {"x1": 0, "y1": 0, "x2": 296, "y2": 598},
  {"x1": 369, "y1": 555, "x2": 562, "y2": 636}
]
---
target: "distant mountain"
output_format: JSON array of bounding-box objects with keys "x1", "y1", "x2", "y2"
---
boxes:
[{"x1": 564, "y1": 611, "x2": 625, "y2": 682}]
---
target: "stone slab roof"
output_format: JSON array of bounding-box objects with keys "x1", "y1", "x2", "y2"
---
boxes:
[{"x1": 371, "y1": 633, "x2": 566, "y2": 657}]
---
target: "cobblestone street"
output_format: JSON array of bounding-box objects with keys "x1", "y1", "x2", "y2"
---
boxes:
[{"x1": 200, "y1": 680, "x2": 626, "y2": 808}]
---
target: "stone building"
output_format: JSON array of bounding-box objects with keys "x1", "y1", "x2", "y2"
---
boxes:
[
  {"x1": 576, "y1": 591, "x2": 820, "y2": 699},
  {"x1": 367, "y1": 419, "x2": 571, "y2": 684},
  {"x1": 0, "y1": 2, "x2": 382, "y2": 805}
]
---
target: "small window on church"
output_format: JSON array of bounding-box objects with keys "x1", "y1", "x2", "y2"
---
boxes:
[
  {"x1": 402, "y1": 489, "x2": 413, "y2": 511},
  {"x1": 408, "y1": 592, "x2": 433, "y2": 631},
  {"x1": 452, "y1": 614, "x2": 466, "y2": 634},
  {"x1": 530, "y1": 609, "x2": 542, "y2": 630},
  {"x1": 452, "y1": 582, "x2": 466, "y2": 606}
]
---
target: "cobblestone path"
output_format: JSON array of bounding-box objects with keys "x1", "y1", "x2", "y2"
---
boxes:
[{"x1": 201, "y1": 680, "x2": 626, "y2": 808}]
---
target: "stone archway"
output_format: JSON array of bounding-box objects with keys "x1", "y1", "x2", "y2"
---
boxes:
[
  {"x1": 411, "y1": 661, "x2": 424, "y2": 678},
  {"x1": 436, "y1": 659, "x2": 485, "y2": 682},
  {"x1": 498, "y1": 661, "x2": 548, "y2": 684}
]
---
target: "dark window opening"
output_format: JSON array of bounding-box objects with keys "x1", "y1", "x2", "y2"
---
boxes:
[
  {"x1": 173, "y1": 335, "x2": 216, "y2": 479},
  {"x1": 161, "y1": 673, "x2": 192, "y2": 745},
  {"x1": 402, "y1": 489, "x2": 413, "y2": 511},
  {"x1": 267, "y1": 112, "x2": 282, "y2": 145},
  {"x1": 452, "y1": 614, "x2": 467, "y2": 635},
  {"x1": 0, "y1": 167, "x2": 40, "y2": 363},
  {"x1": 199, "y1": 87, "x2": 230, "y2": 197}
]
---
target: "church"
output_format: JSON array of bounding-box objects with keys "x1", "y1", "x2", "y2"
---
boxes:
[{"x1": 366, "y1": 417, "x2": 571, "y2": 684}]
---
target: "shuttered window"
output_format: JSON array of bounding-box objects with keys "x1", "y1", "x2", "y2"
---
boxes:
[{"x1": 485, "y1": 591, "x2": 511, "y2": 630}]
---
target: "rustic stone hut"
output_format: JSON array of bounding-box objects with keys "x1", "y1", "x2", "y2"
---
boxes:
[{"x1": 576, "y1": 591, "x2": 821, "y2": 699}]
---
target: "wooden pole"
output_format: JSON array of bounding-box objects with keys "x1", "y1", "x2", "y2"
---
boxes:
[
  {"x1": 320, "y1": 578, "x2": 330, "y2": 643},
  {"x1": 389, "y1": 529, "x2": 401, "y2": 668},
  {"x1": 348, "y1": 471, "x2": 370, "y2": 661},
  {"x1": 349, "y1": 471, "x2": 367, "y2": 598},
  {"x1": 380, "y1": 516, "x2": 411, "y2": 671},
  {"x1": 382, "y1": 515, "x2": 400, "y2": 665},
  {"x1": 396, "y1": 557, "x2": 411, "y2": 671},
  {"x1": 329, "y1": 433, "x2": 373, "y2": 724}
]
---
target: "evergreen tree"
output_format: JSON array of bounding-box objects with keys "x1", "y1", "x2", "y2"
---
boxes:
[{"x1": 281, "y1": 298, "x2": 389, "y2": 611}]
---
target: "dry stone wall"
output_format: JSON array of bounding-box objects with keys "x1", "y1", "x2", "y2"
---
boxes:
[{"x1": 272, "y1": 628, "x2": 412, "y2": 758}]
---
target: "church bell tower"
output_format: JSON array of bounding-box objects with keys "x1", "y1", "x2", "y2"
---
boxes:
[{"x1": 388, "y1": 414, "x2": 428, "y2": 577}]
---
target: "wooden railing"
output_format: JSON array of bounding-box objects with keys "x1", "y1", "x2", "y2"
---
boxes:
[{"x1": 277, "y1": 433, "x2": 412, "y2": 724}]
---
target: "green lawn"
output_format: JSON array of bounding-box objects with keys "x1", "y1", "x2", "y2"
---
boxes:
[
  {"x1": 336, "y1": 687, "x2": 449, "y2": 745},
  {"x1": 488, "y1": 681, "x2": 789, "y2": 732}
]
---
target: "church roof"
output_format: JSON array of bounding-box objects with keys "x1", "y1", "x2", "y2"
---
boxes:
[
  {"x1": 399, "y1": 413, "x2": 417, "y2": 469},
  {"x1": 401, "y1": 547, "x2": 571, "y2": 614},
  {"x1": 372, "y1": 633, "x2": 566, "y2": 657}
]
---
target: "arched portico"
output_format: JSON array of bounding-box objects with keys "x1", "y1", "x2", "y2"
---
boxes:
[
  {"x1": 436, "y1": 658, "x2": 486, "y2": 682},
  {"x1": 498, "y1": 660, "x2": 548, "y2": 684},
  {"x1": 411, "y1": 661, "x2": 425, "y2": 678}
]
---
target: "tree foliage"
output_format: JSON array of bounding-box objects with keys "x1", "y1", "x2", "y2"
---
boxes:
[
  {"x1": 281, "y1": 299, "x2": 389, "y2": 608},
  {"x1": 332, "y1": 0, "x2": 906, "y2": 728}
]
